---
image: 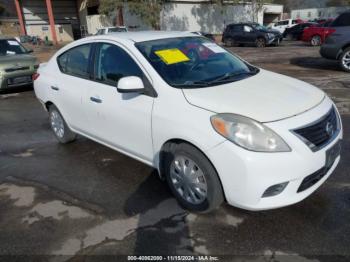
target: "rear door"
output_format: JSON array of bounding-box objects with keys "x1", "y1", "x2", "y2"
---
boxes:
[
  {"x1": 53, "y1": 43, "x2": 93, "y2": 133},
  {"x1": 231, "y1": 25, "x2": 244, "y2": 43},
  {"x1": 242, "y1": 25, "x2": 256, "y2": 43}
]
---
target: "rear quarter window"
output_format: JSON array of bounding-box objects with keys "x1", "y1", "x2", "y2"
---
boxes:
[{"x1": 57, "y1": 44, "x2": 92, "y2": 78}]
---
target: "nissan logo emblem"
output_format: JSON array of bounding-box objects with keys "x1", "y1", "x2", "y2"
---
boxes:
[{"x1": 326, "y1": 122, "x2": 334, "y2": 137}]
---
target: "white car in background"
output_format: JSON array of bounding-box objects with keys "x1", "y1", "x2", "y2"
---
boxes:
[
  {"x1": 270, "y1": 19, "x2": 301, "y2": 34},
  {"x1": 34, "y1": 32, "x2": 342, "y2": 212},
  {"x1": 95, "y1": 26, "x2": 128, "y2": 35}
]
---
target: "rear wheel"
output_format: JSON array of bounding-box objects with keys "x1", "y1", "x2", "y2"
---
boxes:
[
  {"x1": 163, "y1": 142, "x2": 224, "y2": 212},
  {"x1": 340, "y1": 47, "x2": 350, "y2": 73},
  {"x1": 49, "y1": 105, "x2": 76, "y2": 144},
  {"x1": 224, "y1": 38, "x2": 235, "y2": 47},
  {"x1": 310, "y1": 35, "x2": 322, "y2": 46},
  {"x1": 256, "y1": 38, "x2": 266, "y2": 48}
]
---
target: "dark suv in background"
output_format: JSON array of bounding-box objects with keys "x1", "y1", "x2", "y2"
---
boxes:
[
  {"x1": 222, "y1": 23, "x2": 282, "y2": 48},
  {"x1": 320, "y1": 10, "x2": 350, "y2": 72}
]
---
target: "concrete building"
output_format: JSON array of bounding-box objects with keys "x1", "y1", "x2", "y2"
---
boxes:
[
  {"x1": 291, "y1": 6, "x2": 349, "y2": 20},
  {"x1": 13, "y1": 0, "x2": 283, "y2": 44},
  {"x1": 82, "y1": 0, "x2": 283, "y2": 35}
]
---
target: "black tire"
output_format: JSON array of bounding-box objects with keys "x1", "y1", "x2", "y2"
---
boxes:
[
  {"x1": 256, "y1": 38, "x2": 266, "y2": 48},
  {"x1": 224, "y1": 37, "x2": 235, "y2": 47},
  {"x1": 310, "y1": 35, "x2": 321, "y2": 46},
  {"x1": 274, "y1": 38, "x2": 281, "y2": 47},
  {"x1": 339, "y1": 47, "x2": 350, "y2": 73},
  {"x1": 286, "y1": 34, "x2": 293, "y2": 41},
  {"x1": 163, "y1": 142, "x2": 224, "y2": 213},
  {"x1": 48, "y1": 105, "x2": 76, "y2": 144}
]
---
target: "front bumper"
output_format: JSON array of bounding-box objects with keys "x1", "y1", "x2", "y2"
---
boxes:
[{"x1": 206, "y1": 97, "x2": 343, "y2": 211}]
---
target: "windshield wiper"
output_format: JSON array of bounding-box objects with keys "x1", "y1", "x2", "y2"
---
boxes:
[
  {"x1": 173, "y1": 68, "x2": 259, "y2": 88},
  {"x1": 172, "y1": 80, "x2": 211, "y2": 88},
  {"x1": 206, "y1": 70, "x2": 258, "y2": 85}
]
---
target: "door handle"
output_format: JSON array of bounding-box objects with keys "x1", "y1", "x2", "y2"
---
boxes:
[
  {"x1": 51, "y1": 86, "x2": 59, "y2": 91},
  {"x1": 90, "y1": 96, "x2": 102, "y2": 103}
]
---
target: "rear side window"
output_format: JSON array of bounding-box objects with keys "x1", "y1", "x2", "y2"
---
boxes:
[
  {"x1": 57, "y1": 44, "x2": 92, "y2": 78},
  {"x1": 332, "y1": 13, "x2": 350, "y2": 27},
  {"x1": 230, "y1": 25, "x2": 242, "y2": 32}
]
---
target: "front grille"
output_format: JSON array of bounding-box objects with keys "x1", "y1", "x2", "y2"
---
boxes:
[
  {"x1": 292, "y1": 107, "x2": 339, "y2": 151},
  {"x1": 297, "y1": 166, "x2": 328, "y2": 193},
  {"x1": 5, "y1": 66, "x2": 30, "y2": 72}
]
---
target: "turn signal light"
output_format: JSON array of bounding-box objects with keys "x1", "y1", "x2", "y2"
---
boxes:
[{"x1": 32, "y1": 73, "x2": 40, "y2": 81}]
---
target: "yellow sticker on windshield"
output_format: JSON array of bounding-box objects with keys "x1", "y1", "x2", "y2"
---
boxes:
[{"x1": 155, "y1": 48, "x2": 190, "y2": 65}]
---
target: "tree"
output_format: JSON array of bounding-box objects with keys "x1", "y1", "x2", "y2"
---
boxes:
[
  {"x1": 99, "y1": 0, "x2": 168, "y2": 30},
  {"x1": 326, "y1": 0, "x2": 350, "y2": 6},
  {"x1": 250, "y1": 0, "x2": 272, "y2": 22}
]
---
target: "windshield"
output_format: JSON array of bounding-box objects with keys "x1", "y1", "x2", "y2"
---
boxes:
[
  {"x1": 0, "y1": 39, "x2": 27, "y2": 56},
  {"x1": 135, "y1": 37, "x2": 257, "y2": 88},
  {"x1": 252, "y1": 24, "x2": 267, "y2": 31}
]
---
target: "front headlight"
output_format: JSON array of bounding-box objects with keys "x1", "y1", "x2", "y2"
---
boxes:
[
  {"x1": 211, "y1": 114, "x2": 291, "y2": 152},
  {"x1": 267, "y1": 33, "x2": 275, "y2": 39}
]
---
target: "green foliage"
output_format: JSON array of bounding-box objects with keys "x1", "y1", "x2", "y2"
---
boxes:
[
  {"x1": 99, "y1": 0, "x2": 167, "y2": 29},
  {"x1": 326, "y1": 0, "x2": 350, "y2": 6}
]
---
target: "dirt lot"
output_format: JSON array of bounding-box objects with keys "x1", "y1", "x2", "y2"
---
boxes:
[{"x1": 0, "y1": 41, "x2": 349, "y2": 261}]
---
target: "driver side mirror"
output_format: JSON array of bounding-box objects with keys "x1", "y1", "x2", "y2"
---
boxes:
[
  {"x1": 26, "y1": 49, "x2": 33, "y2": 53},
  {"x1": 117, "y1": 76, "x2": 145, "y2": 94}
]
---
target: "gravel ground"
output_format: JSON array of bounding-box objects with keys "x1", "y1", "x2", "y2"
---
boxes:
[{"x1": 0, "y1": 40, "x2": 349, "y2": 262}]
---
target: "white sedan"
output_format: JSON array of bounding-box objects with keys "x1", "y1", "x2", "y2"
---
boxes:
[{"x1": 34, "y1": 31, "x2": 343, "y2": 212}]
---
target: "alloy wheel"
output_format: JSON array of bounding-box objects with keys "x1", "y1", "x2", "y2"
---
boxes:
[
  {"x1": 50, "y1": 110, "x2": 65, "y2": 138},
  {"x1": 256, "y1": 39, "x2": 266, "y2": 48},
  {"x1": 311, "y1": 35, "x2": 321, "y2": 46},
  {"x1": 170, "y1": 155, "x2": 208, "y2": 205},
  {"x1": 342, "y1": 51, "x2": 350, "y2": 70}
]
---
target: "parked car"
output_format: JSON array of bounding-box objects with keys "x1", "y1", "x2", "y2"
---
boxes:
[
  {"x1": 270, "y1": 19, "x2": 304, "y2": 34},
  {"x1": 191, "y1": 31, "x2": 216, "y2": 41},
  {"x1": 320, "y1": 11, "x2": 350, "y2": 72},
  {"x1": 34, "y1": 32, "x2": 342, "y2": 212},
  {"x1": 283, "y1": 22, "x2": 317, "y2": 40},
  {"x1": 0, "y1": 36, "x2": 39, "y2": 91},
  {"x1": 95, "y1": 26, "x2": 128, "y2": 35},
  {"x1": 222, "y1": 23, "x2": 282, "y2": 48},
  {"x1": 302, "y1": 19, "x2": 334, "y2": 46}
]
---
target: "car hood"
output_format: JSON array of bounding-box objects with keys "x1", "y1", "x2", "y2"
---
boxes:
[
  {"x1": 260, "y1": 28, "x2": 281, "y2": 35},
  {"x1": 182, "y1": 70, "x2": 325, "y2": 123},
  {"x1": 0, "y1": 54, "x2": 37, "y2": 68}
]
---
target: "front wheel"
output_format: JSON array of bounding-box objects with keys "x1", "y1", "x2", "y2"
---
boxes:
[
  {"x1": 256, "y1": 38, "x2": 266, "y2": 48},
  {"x1": 163, "y1": 143, "x2": 224, "y2": 212},
  {"x1": 340, "y1": 47, "x2": 350, "y2": 73},
  {"x1": 49, "y1": 105, "x2": 77, "y2": 144}
]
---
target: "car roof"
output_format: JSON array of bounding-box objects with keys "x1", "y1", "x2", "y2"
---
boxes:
[{"x1": 85, "y1": 31, "x2": 197, "y2": 43}]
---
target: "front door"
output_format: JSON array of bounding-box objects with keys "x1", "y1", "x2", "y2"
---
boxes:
[{"x1": 85, "y1": 42, "x2": 154, "y2": 162}]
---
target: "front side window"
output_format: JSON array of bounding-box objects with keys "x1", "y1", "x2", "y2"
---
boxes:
[
  {"x1": 95, "y1": 43, "x2": 143, "y2": 86},
  {"x1": 135, "y1": 37, "x2": 257, "y2": 88},
  {"x1": 57, "y1": 44, "x2": 92, "y2": 78},
  {"x1": 0, "y1": 39, "x2": 27, "y2": 56},
  {"x1": 243, "y1": 25, "x2": 253, "y2": 32}
]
